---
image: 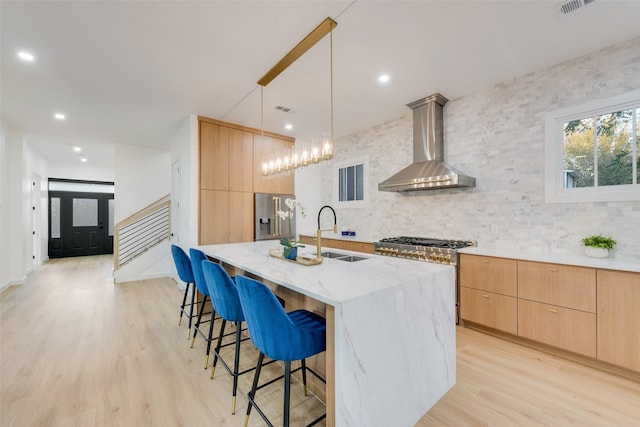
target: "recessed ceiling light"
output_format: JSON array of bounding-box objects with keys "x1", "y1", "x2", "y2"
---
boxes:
[
  {"x1": 378, "y1": 74, "x2": 390, "y2": 83},
  {"x1": 80, "y1": 157, "x2": 87, "y2": 163},
  {"x1": 54, "y1": 113, "x2": 65, "y2": 120},
  {"x1": 285, "y1": 123, "x2": 293, "y2": 130},
  {"x1": 73, "y1": 146, "x2": 82, "y2": 152},
  {"x1": 18, "y1": 51, "x2": 35, "y2": 62}
]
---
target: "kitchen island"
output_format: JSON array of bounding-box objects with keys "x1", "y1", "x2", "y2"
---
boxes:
[{"x1": 200, "y1": 240, "x2": 456, "y2": 427}]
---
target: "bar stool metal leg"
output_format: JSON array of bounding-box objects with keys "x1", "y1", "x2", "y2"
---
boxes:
[
  {"x1": 244, "y1": 352, "x2": 265, "y2": 427},
  {"x1": 191, "y1": 295, "x2": 209, "y2": 345},
  {"x1": 178, "y1": 282, "x2": 189, "y2": 326},
  {"x1": 204, "y1": 307, "x2": 217, "y2": 369},
  {"x1": 231, "y1": 322, "x2": 242, "y2": 413},
  {"x1": 301, "y1": 359, "x2": 308, "y2": 396},
  {"x1": 284, "y1": 361, "x2": 291, "y2": 427}
]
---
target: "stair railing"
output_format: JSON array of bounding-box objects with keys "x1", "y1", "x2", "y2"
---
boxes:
[{"x1": 114, "y1": 194, "x2": 171, "y2": 271}]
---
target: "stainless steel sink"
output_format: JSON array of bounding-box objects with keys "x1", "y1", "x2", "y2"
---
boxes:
[
  {"x1": 320, "y1": 251, "x2": 347, "y2": 258},
  {"x1": 317, "y1": 251, "x2": 369, "y2": 262},
  {"x1": 336, "y1": 255, "x2": 369, "y2": 262}
]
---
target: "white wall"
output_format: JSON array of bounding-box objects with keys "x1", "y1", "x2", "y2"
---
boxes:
[
  {"x1": 294, "y1": 153, "x2": 322, "y2": 236},
  {"x1": 0, "y1": 127, "x2": 41, "y2": 290},
  {"x1": 0, "y1": 122, "x2": 9, "y2": 289},
  {"x1": 23, "y1": 143, "x2": 49, "y2": 266},
  {"x1": 112, "y1": 142, "x2": 172, "y2": 282},
  {"x1": 169, "y1": 114, "x2": 199, "y2": 250},
  {"x1": 114, "y1": 143, "x2": 171, "y2": 223},
  {"x1": 47, "y1": 161, "x2": 114, "y2": 182},
  {"x1": 317, "y1": 36, "x2": 640, "y2": 262}
]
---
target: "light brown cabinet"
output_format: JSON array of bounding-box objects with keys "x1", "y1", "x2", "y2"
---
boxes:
[
  {"x1": 198, "y1": 117, "x2": 294, "y2": 245},
  {"x1": 253, "y1": 135, "x2": 295, "y2": 195},
  {"x1": 459, "y1": 255, "x2": 517, "y2": 296},
  {"x1": 518, "y1": 299, "x2": 596, "y2": 357},
  {"x1": 200, "y1": 122, "x2": 229, "y2": 190},
  {"x1": 459, "y1": 254, "x2": 518, "y2": 334},
  {"x1": 460, "y1": 253, "x2": 639, "y2": 371},
  {"x1": 200, "y1": 190, "x2": 228, "y2": 244},
  {"x1": 200, "y1": 190, "x2": 253, "y2": 245},
  {"x1": 517, "y1": 260, "x2": 596, "y2": 357},
  {"x1": 460, "y1": 287, "x2": 518, "y2": 334},
  {"x1": 200, "y1": 121, "x2": 253, "y2": 192},
  {"x1": 518, "y1": 260, "x2": 596, "y2": 312},
  {"x1": 597, "y1": 270, "x2": 640, "y2": 372}
]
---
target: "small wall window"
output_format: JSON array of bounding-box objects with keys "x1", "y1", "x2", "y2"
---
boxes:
[
  {"x1": 334, "y1": 156, "x2": 368, "y2": 207},
  {"x1": 339, "y1": 164, "x2": 364, "y2": 201},
  {"x1": 545, "y1": 90, "x2": 640, "y2": 203}
]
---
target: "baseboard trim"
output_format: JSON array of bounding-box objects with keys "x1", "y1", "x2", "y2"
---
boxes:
[
  {"x1": 114, "y1": 272, "x2": 172, "y2": 284},
  {"x1": 0, "y1": 277, "x2": 26, "y2": 293}
]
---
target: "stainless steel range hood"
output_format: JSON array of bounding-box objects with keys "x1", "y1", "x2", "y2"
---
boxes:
[{"x1": 378, "y1": 93, "x2": 476, "y2": 192}]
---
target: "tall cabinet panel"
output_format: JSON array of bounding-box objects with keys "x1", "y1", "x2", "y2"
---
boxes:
[
  {"x1": 228, "y1": 129, "x2": 254, "y2": 192},
  {"x1": 200, "y1": 190, "x2": 229, "y2": 244},
  {"x1": 228, "y1": 192, "x2": 254, "y2": 243},
  {"x1": 597, "y1": 270, "x2": 640, "y2": 372},
  {"x1": 200, "y1": 122, "x2": 229, "y2": 191},
  {"x1": 198, "y1": 117, "x2": 294, "y2": 245}
]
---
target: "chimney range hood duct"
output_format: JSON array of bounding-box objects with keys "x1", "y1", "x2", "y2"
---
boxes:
[{"x1": 378, "y1": 93, "x2": 476, "y2": 192}]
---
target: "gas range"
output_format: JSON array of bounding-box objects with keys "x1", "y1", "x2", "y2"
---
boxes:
[{"x1": 374, "y1": 236, "x2": 475, "y2": 266}]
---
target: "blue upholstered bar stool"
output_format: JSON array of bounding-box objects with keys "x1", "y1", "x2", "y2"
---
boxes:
[
  {"x1": 188, "y1": 248, "x2": 219, "y2": 369},
  {"x1": 236, "y1": 274, "x2": 327, "y2": 427},
  {"x1": 201, "y1": 260, "x2": 257, "y2": 414},
  {"x1": 171, "y1": 245, "x2": 197, "y2": 338}
]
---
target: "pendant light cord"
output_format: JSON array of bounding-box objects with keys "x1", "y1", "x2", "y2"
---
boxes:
[{"x1": 330, "y1": 29, "x2": 334, "y2": 144}]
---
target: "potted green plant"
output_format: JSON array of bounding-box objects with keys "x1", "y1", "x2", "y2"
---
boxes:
[{"x1": 581, "y1": 234, "x2": 617, "y2": 258}]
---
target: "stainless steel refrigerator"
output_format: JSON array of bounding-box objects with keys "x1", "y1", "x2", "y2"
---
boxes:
[{"x1": 254, "y1": 193, "x2": 296, "y2": 241}]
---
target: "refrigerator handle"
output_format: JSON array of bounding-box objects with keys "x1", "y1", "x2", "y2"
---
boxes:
[
  {"x1": 277, "y1": 197, "x2": 282, "y2": 236},
  {"x1": 273, "y1": 196, "x2": 280, "y2": 236}
]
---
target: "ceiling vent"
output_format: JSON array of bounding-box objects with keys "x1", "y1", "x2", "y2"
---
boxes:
[
  {"x1": 558, "y1": 0, "x2": 595, "y2": 15},
  {"x1": 275, "y1": 105, "x2": 294, "y2": 113}
]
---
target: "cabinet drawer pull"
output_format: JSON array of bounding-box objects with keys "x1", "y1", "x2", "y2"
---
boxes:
[
  {"x1": 548, "y1": 268, "x2": 558, "y2": 272},
  {"x1": 481, "y1": 260, "x2": 489, "y2": 263},
  {"x1": 482, "y1": 294, "x2": 489, "y2": 298},
  {"x1": 547, "y1": 309, "x2": 558, "y2": 313}
]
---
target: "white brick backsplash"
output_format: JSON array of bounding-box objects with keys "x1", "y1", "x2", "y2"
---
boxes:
[{"x1": 318, "y1": 37, "x2": 640, "y2": 262}]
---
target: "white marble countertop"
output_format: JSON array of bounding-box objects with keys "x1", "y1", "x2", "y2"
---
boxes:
[
  {"x1": 458, "y1": 247, "x2": 639, "y2": 273},
  {"x1": 199, "y1": 240, "x2": 457, "y2": 427},
  {"x1": 199, "y1": 240, "x2": 454, "y2": 305}
]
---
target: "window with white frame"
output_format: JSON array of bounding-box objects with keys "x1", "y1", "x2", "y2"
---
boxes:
[
  {"x1": 334, "y1": 156, "x2": 368, "y2": 207},
  {"x1": 545, "y1": 90, "x2": 640, "y2": 203}
]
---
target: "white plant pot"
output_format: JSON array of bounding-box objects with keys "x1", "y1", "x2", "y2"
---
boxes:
[{"x1": 585, "y1": 246, "x2": 609, "y2": 258}]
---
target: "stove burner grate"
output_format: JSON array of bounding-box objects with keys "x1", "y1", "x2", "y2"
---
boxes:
[{"x1": 379, "y1": 236, "x2": 474, "y2": 249}]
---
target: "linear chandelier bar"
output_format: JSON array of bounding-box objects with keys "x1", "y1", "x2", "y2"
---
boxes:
[{"x1": 257, "y1": 17, "x2": 338, "y2": 87}]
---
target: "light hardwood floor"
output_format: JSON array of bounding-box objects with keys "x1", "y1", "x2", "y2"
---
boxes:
[{"x1": 1, "y1": 256, "x2": 638, "y2": 426}]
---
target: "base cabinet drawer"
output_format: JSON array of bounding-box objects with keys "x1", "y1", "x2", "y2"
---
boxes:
[
  {"x1": 460, "y1": 287, "x2": 517, "y2": 334},
  {"x1": 518, "y1": 260, "x2": 596, "y2": 312},
  {"x1": 518, "y1": 299, "x2": 596, "y2": 357},
  {"x1": 459, "y1": 254, "x2": 517, "y2": 296}
]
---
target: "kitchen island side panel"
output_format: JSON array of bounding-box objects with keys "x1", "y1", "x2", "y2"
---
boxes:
[{"x1": 334, "y1": 267, "x2": 456, "y2": 427}]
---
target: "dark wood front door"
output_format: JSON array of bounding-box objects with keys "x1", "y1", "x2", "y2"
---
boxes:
[{"x1": 49, "y1": 191, "x2": 114, "y2": 258}]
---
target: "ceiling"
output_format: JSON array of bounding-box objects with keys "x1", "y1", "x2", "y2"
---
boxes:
[{"x1": 3, "y1": 0, "x2": 640, "y2": 169}]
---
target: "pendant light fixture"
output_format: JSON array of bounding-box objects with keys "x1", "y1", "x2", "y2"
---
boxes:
[{"x1": 259, "y1": 17, "x2": 337, "y2": 176}]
